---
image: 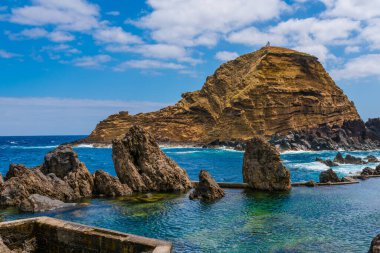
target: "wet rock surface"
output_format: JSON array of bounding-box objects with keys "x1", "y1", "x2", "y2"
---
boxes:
[
  {"x1": 112, "y1": 126, "x2": 192, "y2": 193},
  {"x1": 366, "y1": 155, "x2": 379, "y2": 163},
  {"x1": 315, "y1": 158, "x2": 338, "y2": 167},
  {"x1": 93, "y1": 170, "x2": 132, "y2": 197},
  {"x1": 319, "y1": 169, "x2": 340, "y2": 183},
  {"x1": 19, "y1": 194, "x2": 77, "y2": 213},
  {"x1": 243, "y1": 137, "x2": 291, "y2": 191},
  {"x1": 361, "y1": 167, "x2": 376, "y2": 176},
  {"x1": 369, "y1": 233, "x2": 380, "y2": 253},
  {"x1": 189, "y1": 170, "x2": 225, "y2": 200}
]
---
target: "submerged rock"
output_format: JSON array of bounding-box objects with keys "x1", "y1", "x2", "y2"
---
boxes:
[
  {"x1": 243, "y1": 137, "x2": 291, "y2": 191},
  {"x1": 112, "y1": 126, "x2": 192, "y2": 192},
  {"x1": 319, "y1": 169, "x2": 340, "y2": 183},
  {"x1": 304, "y1": 180, "x2": 316, "y2": 187},
  {"x1": 366, "y1": 155, "x2": 379, "y2": 163},
  {"x1": 93, "y1": 170, "x2": 132, "y2": 197},
  {"x1": 315, "y1": 158, "x2": 338, "y2": 167},
  {"x1": 189, "y1": 170, "x2": 225, "y2": 200},
  {"x1": 19, "y1": 194, "x2": 77, "y2": 213},
  {"x1": 369, "y1": 234, "x2": 380, "y2": 253},
  {"x1": 333, "y1": 153, "x2": 366, "y2": 164}
]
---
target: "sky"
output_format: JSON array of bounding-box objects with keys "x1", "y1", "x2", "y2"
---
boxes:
[{"x1": 1, "y1": 0, "x2": 380, "y2": 135}]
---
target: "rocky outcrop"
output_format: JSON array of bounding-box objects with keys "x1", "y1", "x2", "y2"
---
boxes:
[
  {"x1": 333, "y1": 153, "x2": 366, "y2": 164},
  {"x1": 0, "y1": 174, "x2": 3, "y2": 187},
  {"x1": 319, "y1": 169, "x2": 340, "y2": 183},
  {"x1": 366, "y1": 118, "x2": 380, "y2": 141},
  {"x1": 369, "y1": 233, "x2": 380, "y2": 253},
  {"x1": 93, "y1": 170, "x2": 132, "y2": 197},
  {"x1": 19, "y1": 194, "x2": 77, "y2": 213},
  {"x1": 0, "y1": 145, "x2": 94, "y2": 208},
  {"x1": 315, "y1": 158, "x2": 338, "y2": 167},
  {"x1": 243, "y1": 137, "x2": 291, "y2": 191},
  {"x1": 112, "y1": 126, "x2": 192, "y2": 193},
  {"x1": 366, "y1": 155, "x2": 379, "y2": 163},
  {"x1": 361, "y1": 167, "x2": 375, "y2": 176},
  {"x1": 76, "y1": 46, "x2": 377, "y2": 151},
  {"x1": 189, "y1": 170, "x2": 225, "y2": 200}
]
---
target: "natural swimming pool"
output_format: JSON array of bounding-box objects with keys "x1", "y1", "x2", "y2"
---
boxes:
[{"x1": 1, "y1": 136, "x2": 380, "y2": 252}]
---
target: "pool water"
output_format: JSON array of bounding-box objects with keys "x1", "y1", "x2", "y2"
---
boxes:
[{"x1": 0, "y1": 136, "x2": 380, "y2": 252}]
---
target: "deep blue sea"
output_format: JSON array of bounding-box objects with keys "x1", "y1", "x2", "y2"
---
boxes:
[{"x1": 1, "y1": 135, "x2": 380, "y2": 252}]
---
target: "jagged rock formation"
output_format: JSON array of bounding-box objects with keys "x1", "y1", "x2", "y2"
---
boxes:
[
  {"x1": 315, "y1": 157, "x2": 338, "y2": 167},
  {"x1": 189, "y1": 170, "x2": 225, "y2": 200},
  {"x1": 19, "y1": 194, "x2": 77, "y2": 213},
  {"x1": 242, "y1": 137, "x2": 291, "y2": 191},
  {"x1": 369, "y1": 233, "x2": 380, "y2": 252},
  {"x1": 366, "y1": 155, "x2": 379, "y2": 163},
  {"x1": 319, "y1": 169, "x2": 340, "y2": 183},
  {"x1": 93, "y1": 170, "x2": 132, "y2": 197},
  {"x1": 77, "y1": 46, "x2": 377, "y2": 151},
  {"x1": 112, "y1": 126, "x2": 192, "y2": 192},
  {"x1": 0, "y1": 145, "x2": 93, "y2": 208},
  {"x1": 333, "y1": 153, "x2": 366, "y2": 164}
]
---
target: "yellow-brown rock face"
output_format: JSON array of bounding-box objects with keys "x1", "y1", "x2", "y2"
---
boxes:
[{"x1": 82, "y1": 46, "x2": 360, "y2": 144}]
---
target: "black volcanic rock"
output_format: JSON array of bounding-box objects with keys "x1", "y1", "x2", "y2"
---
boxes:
[
  {"x1": 319, "y1": 169, "x2": 340, "y2": 183},
  {"x1": 189, "y1": 170, "x2": 225, "y2": 201}
]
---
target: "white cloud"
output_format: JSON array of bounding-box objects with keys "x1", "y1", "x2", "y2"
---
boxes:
[
  {"x1": 42, "y1": 44, "x2": 81, "y2": 54},
  {"x1": 322, "y1": 0, "x2": 380, "y2": 20},
  {"x1": 331, "y1": 54, "x2": 380, "y2": 79},
  {"x1": 227, "y1": 27, "x2": 285, "y2": 46},
  {"x1": 115, "y1": 59, "x2": 185, "y2": 71},
  {"x1": 134, "y1": 0, "x2": 289, "y2": 46},
  {"x1": 293, "y1": 44, "x2": 333, "y2": 62},
  {"x1": 93, "y1": 26, "x2": 141, "y2": 44},
  {"x1": 72, "y1": 54, "x2": 111, "y2": 68},
  {"x1": 16, "y1": 28, "x2": 75, "y2": 42},
  {"x1": 215, "y1": 51, "x2": 239, "y2": 61},
  {"x1": 0, "y1": 49, "x2": 21, "y2": 59},
  {"x1": 344, "y1": 46, "x2": 360, "y2": 54},
  {"x1": 10, "y1": 0, "x2": 100, "y2": 31},
  {"x1": 360, "y1": 18, "x2": 380, "y2": 50},
  {"x1": 106, "y1": 11, "x2": 120, "y2": 16}
]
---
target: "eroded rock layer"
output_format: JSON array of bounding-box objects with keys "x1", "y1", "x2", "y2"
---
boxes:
[{"x1": 79, "y1": 46, "x2": 362, "y2": 146}]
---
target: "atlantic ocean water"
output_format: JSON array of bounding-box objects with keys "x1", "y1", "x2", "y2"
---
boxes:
[{"x1": 1, "y1": 135, "x2": 380, "y2": 252}]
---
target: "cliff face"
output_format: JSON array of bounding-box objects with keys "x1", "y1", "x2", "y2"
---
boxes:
[{"x1": 81, "y1": 46, "x2": 361, "y2": 145}]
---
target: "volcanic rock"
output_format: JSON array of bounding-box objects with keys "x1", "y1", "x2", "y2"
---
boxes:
[
  {"x1": 19, "y1": 194, "x2": 77, "y2": 213},
  {"x1": 189, "y1": 170, "x2": 225, "y2": 200},
  {"x1": 93, "y1": 170, "x2": 132, "y2": 197},
  {"x1": 341, "y1": 176, "x2": 357, "y2": 183},
  {"x1": 366, "y1": 118, "x2": 380, "y2": 141},
  {"x1": 333, "y1": 153, "x2": 366, "y2": 164},
  {"x1": 242, "y1": 137, "x2": 291, "y2": 191},
  {"x1": 369, "y1": 233, "x2": 380, "y2": 253},
  {"x1": 319, "y1": 169, "x2": 340, "y2": 183},
  {"x1": 0, "y1": 174, "x2": 3, "y2": 187},
  {"x1": 366, "y1": 155, "x2": 379, "y2": 163},
  {"x1": 315, "y1": 158, "x2": 338, "y2": 167},
  {"x1": 79, "y1": 46, "x2": 367, "y2": 150},
  {"x1": 112, "y1": 126, "x2": 192, "y2": 192},
  {"x1": 361, "y1": 167, "x2": 375, "y2": 176},
  {"x1": 0, "y1": 146, "x2": 93, "y2": 207},
  {"x1": 0, "y1": 237, "x2": 12, "y2": 253},
  {"x1": 305, "y1": 180, "x2": 316, "y2": 187}
]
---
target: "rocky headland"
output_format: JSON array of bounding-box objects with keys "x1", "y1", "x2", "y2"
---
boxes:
[{"x1": 75, "y1": 46, "x2": 380, "y2": 151}]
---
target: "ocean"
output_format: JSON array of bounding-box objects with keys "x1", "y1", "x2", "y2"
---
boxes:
[{"x1": 1, "y1": 135, "x2": 380, "y2": 252}]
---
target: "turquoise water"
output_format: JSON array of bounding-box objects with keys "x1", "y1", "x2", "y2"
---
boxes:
[{"x1": 1, "y1": 136, "x2": 380, "y2": 252}]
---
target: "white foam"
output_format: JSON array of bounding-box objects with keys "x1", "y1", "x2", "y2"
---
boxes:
[
  {"x1": 291, "y1": 162, "x2": 330, "y2": 171},
  {"x1": 75, "y1": 144, "x2": 111, "y2": 148},
  {"x1": 10, "y1": 145, "x2": 58, "y2": 149}
]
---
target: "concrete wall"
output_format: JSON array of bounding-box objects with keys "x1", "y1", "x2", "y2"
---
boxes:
[{"x1": 0, "y1": 217, "x2": 172, "y2": 253}]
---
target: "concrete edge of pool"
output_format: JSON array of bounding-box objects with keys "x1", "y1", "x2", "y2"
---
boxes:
[{"x1": 0, "y1": 216, "x2": 172, "y2": 253}]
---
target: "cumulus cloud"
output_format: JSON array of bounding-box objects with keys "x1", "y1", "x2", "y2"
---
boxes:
[
  {"x1": 114, "y1": 59, "x2": 185, "y2": 71},
  {"x1": 331, "y1": 54, "x2": 380, "y2": 79},
  {"x1": 134, "y1": 0, "x2": 289, "y2": 46},
  {"x1": 322, "y1": 0, "x2": 380, "y2": 20},
  {"x1": 106, "y1": 11, "x2": 120, "y2": 16},
  {"x1": 93, "y1": 26, "x2": 141, "y2": 44},
  {"x1": 14, "y1": 28, "x2": 75, "y2": 42},
  {"x1": 72, "y1": 54, "x2": 111, "y2": 68},
  {"x1": 215, "y1": 51, "x2": 239, "y2": 61}
]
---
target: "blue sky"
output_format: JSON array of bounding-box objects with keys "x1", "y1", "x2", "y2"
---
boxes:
[{"x1": 1, "y1": 0, "x2": 380, "y2": 135}]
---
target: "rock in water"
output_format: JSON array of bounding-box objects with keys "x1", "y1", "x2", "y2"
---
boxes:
[
  {"x1": 189, "y1": 170, "x2": 225, "y2": 200},
  {"x1": 42, "y1": 145, "x2": 94, "y2": 198},
  {"x1": 112, "y1": 126, "x2": 192, "y2": 192},
  {"x1": 369, "y1": 234, "x2": 380, "y2": 253},
  {"x1": 242, "y1": 137, "x2": 291, "y2": 191},
  {"x1": 361, "y1": 167, "x2": 375, "y2": 176},
  {"x1": 93, "y1": 170, "x2": 132, "y2": 197},
  {"x1": 333, "y1": 152, "x2": 366, "y2": 164},
  {"x1": 315, "y1": 158, "x2": 338, "y2": 167},
  {"x1": 79, "y1": 46, "x2": 368, "y2": 150},
  {"x1": 0, "y1": 146, "x2": 93, "y2": 207},
  {"x1": 19, "y1": 194, "x2": 77, "y2": 212},
  {"x1": 319, "y1": 169, "x2": 340, "y2": 183},
  {"x1": 366, "y1": 155, "x2": 379, "y2": 163}
]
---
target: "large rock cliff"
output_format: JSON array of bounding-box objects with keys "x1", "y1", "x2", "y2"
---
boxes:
[{"x1": 79, "y1": 46, "x2": 376, "y2": 149}]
